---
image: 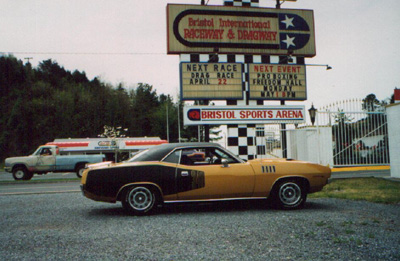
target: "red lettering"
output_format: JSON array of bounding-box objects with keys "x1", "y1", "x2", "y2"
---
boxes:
[
  {"x1": 253, "y1": 65, "x2": 274, "y2": 73},
  {"x1": 184, "y1": 29, "x2": 190, "y2": 39},
  {"x1": 277, "y1": 66, "x2": 302, "y2": 73}
]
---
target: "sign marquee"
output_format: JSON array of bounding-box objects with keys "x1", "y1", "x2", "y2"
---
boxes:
[
  {"x1": 248, "y1": 63, "x2": 306, "y2": 100},
  {"x1": 180, "y1": 62, "x2": 244, "y2": 100},
  {"x1": 167, "y1": 4, "x2": 315, "y2": 56},
  {"x1": 184, "y1": 105, "x2": 306, "y2": 125}
]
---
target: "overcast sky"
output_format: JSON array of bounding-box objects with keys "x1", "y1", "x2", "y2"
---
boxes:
[{"x1": 1, "y1": 0, "x2": 399, "y2": 110}]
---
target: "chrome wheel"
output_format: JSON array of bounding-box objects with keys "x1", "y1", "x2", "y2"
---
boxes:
[
  {"x1": 127, "y1": 186, "x2": 155, "y2": 212},
  {"x1": 278, "y1": 182, "x2": 303, "y2": 207}
]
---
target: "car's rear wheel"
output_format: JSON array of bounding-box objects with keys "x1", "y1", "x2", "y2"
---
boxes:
[
  {"x1": 122, "y1": 186, "x2": 158, "y2": 215},
  {"x1": 272, "y1": 180, "x2": 306, "y2": 209},
  {"x1": 75, "y1": 163, "x2": 86, "y2": 178}
]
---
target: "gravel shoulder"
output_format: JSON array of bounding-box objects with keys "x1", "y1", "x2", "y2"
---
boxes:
[{"x1": 1, "y1": 193, "x2": 399, "y2": 260}]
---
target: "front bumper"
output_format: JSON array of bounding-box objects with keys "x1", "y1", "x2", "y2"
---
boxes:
[{"x1": 4, "y1": 167, "x2": 11, "y2": 173}]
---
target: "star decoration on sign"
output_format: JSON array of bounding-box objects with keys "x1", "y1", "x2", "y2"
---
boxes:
[
  {"x1": 281, "y1": 15, "x2": 295, "y2": 29},
  {"x1": 282, "y1": 35, "x2": 296, "y2": 48}
]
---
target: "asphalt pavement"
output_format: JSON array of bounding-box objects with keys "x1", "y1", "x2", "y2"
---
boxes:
[
  {"x1": 1, "y1": 168, "x2": 399, "y2": 260},
  {"x1": 0, "y1": 171, "x2": 77, "y2": 182}
]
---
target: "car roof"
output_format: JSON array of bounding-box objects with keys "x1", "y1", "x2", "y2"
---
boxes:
[{"x1": 130, "y1": 142, "x2": 224, "y2": 162}]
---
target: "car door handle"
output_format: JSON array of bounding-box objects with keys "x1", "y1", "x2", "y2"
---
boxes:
[{"x1": 181, "y1": 171, "x2": 189, "y2": 176}]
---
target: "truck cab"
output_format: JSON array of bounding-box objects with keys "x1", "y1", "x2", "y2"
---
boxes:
[{"x1": 31, "y1": 146, "x2": 58, "y2": 173}]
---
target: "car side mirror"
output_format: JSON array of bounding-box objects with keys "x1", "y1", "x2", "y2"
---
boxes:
[{"x1": 221, "y1": 159, "x2": 229, "y2": 168}]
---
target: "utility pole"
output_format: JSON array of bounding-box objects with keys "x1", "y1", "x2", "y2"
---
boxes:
[
  {"x1": 203, "y1": 100, "x2": 210, "y2": 142},
  {"x1": 178, "y1": 102, "x2": 181, "y2": 143},
  {"x1": 166, "y1": 103, "x2": 169, "y2": 142},
  {"x1": 24, "y1": 57, "x2": 33, "y2": 64}
]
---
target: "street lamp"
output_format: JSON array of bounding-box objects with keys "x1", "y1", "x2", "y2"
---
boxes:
[
  {"x1": 308, "y1": 104, "x2": 317, "y2": 126},
  {"x1": 305, "y1": 64, "x2": 332, "y2": 70}
]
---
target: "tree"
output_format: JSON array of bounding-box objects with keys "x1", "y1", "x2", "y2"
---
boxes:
[
  {"x1": 0, "y1": 56, "x2": 223, "y2": 161},
  {"x1": 362, "y1": 93, "x2": 387, "y2": 112},
  {"x1": 130, "y1": 83, "x2": 159, "y2": 137}
]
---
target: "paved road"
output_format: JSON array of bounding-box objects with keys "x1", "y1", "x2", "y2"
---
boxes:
[
  {"x1": 0, "y1": 171, "x2": 80, "y2": 195},
  {"x1": 0, "y1": 182, "x2": 80, "y2": 195},
  {"x1": 0, "y1": 171, "x2": 77, "y2": 181},
  {"x1": 1, "y1": 169, "x2": 399, "y2": 259}
]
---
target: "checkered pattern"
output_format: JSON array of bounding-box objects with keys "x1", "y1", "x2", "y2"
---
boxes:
[
  {"x1": 224, "y1": 0, "x2": 259, "y2": 7},
  {"x1": 180, "y1": 53, "x2": 304, "y2": 160}
]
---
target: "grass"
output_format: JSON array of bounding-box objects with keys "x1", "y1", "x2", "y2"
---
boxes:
[{"x1": 310, "y1": 177, "x2": 400, "y2": 204}]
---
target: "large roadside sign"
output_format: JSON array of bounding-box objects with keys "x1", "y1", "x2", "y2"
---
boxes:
[
  {"x1": 184, "y1": 105, "x2": 306, "y2": 125},
  {"x1": 167, "y1": 4, "x2": 315, "y2": 57},
  {"x1": 180, "y1": 62, "x2": 243, "y2": 100},
  {"x1": 248, "y1": 63, "x2": 306, "y2": 100}
]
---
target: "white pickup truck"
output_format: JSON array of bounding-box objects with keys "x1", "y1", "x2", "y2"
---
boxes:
[{"x1": 4, "y1": 145, "x2": 105, "y2": 180}]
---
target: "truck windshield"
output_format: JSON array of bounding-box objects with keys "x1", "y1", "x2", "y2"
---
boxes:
[{"x1": 32, "y1": 147, "x2": 42, "y2": 156}]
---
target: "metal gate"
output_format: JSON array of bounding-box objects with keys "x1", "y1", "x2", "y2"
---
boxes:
[
  {"x1": 253, "y1": 99, "x2": 389, "y2": 167},
  {"x1": 316, "y1": 99, "x2": 389, "y2": 167}
]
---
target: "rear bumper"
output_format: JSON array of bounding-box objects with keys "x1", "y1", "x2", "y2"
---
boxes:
[
  {"x1": 80, "y1": 184, "x2": 85, "y2": 196},
  {"x1": 80, "y1": 184, "x2": 116, "y2": 203}
]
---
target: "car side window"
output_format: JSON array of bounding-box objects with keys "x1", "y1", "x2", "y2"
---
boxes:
[
  {"x1": 163, "y1": 150, "x2": 181, "y2": 164},
  {"x1": 213, "y1": 148, "x2": 238, "y2": 164},
  {"x1": 180, "y1": 149, "x2": 206, "y2": 165},
  {"x1": 178, "y1": 147, "x2": 239, "y2": 166}
]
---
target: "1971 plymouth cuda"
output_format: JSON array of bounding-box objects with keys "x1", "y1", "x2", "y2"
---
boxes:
[{"x1": 81, "y1": 142, "x2": 331, "y2": 215}]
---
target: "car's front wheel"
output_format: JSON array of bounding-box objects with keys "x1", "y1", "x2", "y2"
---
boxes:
[
  {"x1": 272, "y1": 180, "x2": 306, "y2": 209},
  {"x1": 12, "y1": 167, "x2": 33, "y2": 181},
  {"x1": 122, "y1": 186, "x2": 159, "y2": 215}
]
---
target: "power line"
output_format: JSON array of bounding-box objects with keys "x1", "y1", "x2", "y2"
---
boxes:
[{"x1": 1, "y1": 51, "x2": 166, "y2": 56}]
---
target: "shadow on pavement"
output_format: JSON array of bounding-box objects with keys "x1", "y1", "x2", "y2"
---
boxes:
[{"x1": 87, "y1": 199, "x2": 334, "y2": 217}]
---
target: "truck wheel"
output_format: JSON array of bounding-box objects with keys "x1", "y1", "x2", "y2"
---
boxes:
[
  {"x1": 75, "y1": 164, "x2": 86, "y2": 178},
  {"x1": 13, "y1": 167, "x2": 32, "y2": 181}
]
